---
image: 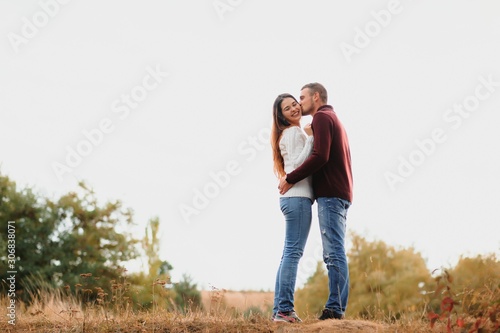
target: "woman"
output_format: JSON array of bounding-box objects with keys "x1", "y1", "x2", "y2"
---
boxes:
[{"x1": 271, "y1": 93, "x2": 314, "y2": 323}]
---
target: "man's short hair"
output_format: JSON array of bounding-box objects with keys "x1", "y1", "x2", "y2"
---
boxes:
[{"x1": 301, "y1": 82, "x2": 328, "y2": 104}]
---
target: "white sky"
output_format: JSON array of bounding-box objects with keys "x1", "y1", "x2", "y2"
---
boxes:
[{"x1": 1, "y1": 0, "x2": 499, "y2": 291}]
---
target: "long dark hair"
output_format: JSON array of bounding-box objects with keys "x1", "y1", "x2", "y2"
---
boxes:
[{"x1": 271, "y1": 93, "x2": 297, "y2": 178}]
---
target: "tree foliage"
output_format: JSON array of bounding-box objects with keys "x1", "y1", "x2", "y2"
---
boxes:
[
  {"x1": 447, "y1": 254, "x2": 500, "y2": 315},
  {"x1": 53, "y1": 182, "x2": 139, "y2": 290},
  {"x1": 348, "y1": 232, "x2": 433, "y2": 319},
  {"x1": 450, "y1": 254, "x2": 500, "y2": 291},
  {"x1": 128, "y1": 217, "x2": 174, "y2": 310},
  {"x1": 0, "y1": 173, "x2": 138, "y2": 302},
  {"x1": 295, "y1": 262, "x2": 328, "y2": 316},
  {"x1": 295, "y1": 232, "x2": 434, "y2": 320},
  {"x1": 1, "y1": 172, "x2": 202, "y2": 312},
  {"x1": 425, "y1": 255, "x2": 500, "y2": 331},
  {"x1": 1, "y1": 173, "x2": 59, "y2": 298},
  {"x1": 173, "y1": 274, "x2": 202, "y2": 313}
]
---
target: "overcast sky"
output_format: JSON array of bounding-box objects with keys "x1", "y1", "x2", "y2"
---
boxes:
[{"x1": 1, "y1": 0, "x2": 499, "y2": 291}]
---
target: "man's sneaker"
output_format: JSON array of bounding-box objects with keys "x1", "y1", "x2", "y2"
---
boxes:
[
  {"x1": 318, "y1": 308, "x2": 345, "y2": 320},
  {"x1": 273, "y1": 311, "x2": 302, "y2": 323}
]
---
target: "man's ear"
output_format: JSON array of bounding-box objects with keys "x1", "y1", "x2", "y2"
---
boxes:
[{"x1": 313, "y1": 91, "x2": 319, "y2": 102}]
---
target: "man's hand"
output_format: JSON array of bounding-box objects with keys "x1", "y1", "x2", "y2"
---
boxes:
[
  {"x1": 303, "y1": 123, "x2": 313, "y2": 136},
  {"x1": 278, "y1": 176, "x2": 294, "y2": 195}
]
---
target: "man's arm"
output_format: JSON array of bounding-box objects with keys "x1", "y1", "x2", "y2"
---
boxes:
[{"x1": 279, "y1": 112, "x2": 332, "y2": 194}]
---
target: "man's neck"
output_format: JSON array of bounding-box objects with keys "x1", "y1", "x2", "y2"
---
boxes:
[{"x1": 311, "y1": 104, "x2": 327, "y2": 117}]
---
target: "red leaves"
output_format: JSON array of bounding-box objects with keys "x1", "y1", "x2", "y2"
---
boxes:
[
  {"x1": 428, "y1": 312, "x2": 439, "y2": 328},
  {"x1": 441, "y1": 296, "x2": 455, "y2": 313},
  {"x1": 428, "y1": 297, "x2": 458, "y2": 331},
  {"x1": 427, "y1": 268, "x2": 499, "y2": 332}
]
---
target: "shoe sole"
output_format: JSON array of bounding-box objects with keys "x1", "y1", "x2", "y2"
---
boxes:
[{"x1": 273, "y1": 315, "x2": 301, "y2": 323}]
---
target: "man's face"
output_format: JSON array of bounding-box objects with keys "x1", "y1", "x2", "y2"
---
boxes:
[{"x1": 299, "y1": 88, "x2": 314, "y2": 116}]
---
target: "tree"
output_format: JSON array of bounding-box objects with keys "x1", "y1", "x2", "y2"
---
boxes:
[
  {"x1": 173, "y1": 274, "x2": 202, "y2": 313},
  {"x1": 142, "y1": 217, "x2": 172, "y2": 278},
  {"x1": 0, "y1": 173, "x2": 59, "y2": 302},
  {"x1": 129, "y1": 217, "x2": 174, "y2": 310},
  {"x1": 55, "y1": 182, "x2": 138, "y2": 282},
  {"x1": 294, "y1": 232, "x2": 433, "y2": 320},
  {"x1": 448, "y1": 254, "x2": 500, "y2": 315},
  {"x1": 425, "y1": 255, "x2": 500, "y2": 331},
  {"x1": 347, "y1": 232, "x2": 433, "y2": 319},
  {"x1": 0, "y1": 173, "x2": 139, "y2": 302},
  {"x1": 295, "y1": 262, "x2": 328, "y2": 316}
]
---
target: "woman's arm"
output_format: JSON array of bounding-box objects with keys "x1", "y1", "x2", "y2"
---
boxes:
[
  {"x1": 280, "y1": 126, "x2": 314, "y2": 170},
  {"x1": 285, "y1": 112, "x2": 332, "y2": 184}
]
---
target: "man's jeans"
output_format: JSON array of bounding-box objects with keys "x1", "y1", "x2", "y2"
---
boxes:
[
  {"x1": 317, "y1": 197, "x2": 351, "y2": 315},
  {"x1": 273, "y1": 197, "x2": 312, "y2": 313}
]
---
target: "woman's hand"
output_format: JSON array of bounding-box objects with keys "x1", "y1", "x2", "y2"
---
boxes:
[
  {"x1": 304, "y1": 123, "x2": 313, "y2": 136},
  {"x1": 278, "y1": 176, "x2": 294, "y2": 195}
]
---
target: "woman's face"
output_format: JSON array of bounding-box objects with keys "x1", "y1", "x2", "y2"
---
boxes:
[{"x1": 280, "y1": 97, "x2": 301, "y2": 126}]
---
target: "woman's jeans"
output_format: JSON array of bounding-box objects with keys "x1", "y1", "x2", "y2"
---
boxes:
[
  {"x1": 317, "y1": 197, "x2": 351, "y2": 315},
  {"x1": 273, "y1": 197, "x2": 312, "y2": 313}
]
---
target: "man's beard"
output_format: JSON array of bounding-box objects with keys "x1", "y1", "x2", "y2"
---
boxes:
[{"x1": 301, "y1": 106, "x2": 313, "y2": 116}]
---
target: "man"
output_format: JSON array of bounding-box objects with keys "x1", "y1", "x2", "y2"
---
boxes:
[{"x1": 278, "y1": 82, "x2": 353, "y2": 320}]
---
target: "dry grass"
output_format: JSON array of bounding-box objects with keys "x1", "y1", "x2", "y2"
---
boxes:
[
  {"x1": 0, "y1": 290, "x2": 454, "y2": 333},
  {"x1": 200, "y1": 289, "x2": 274, "y2": 314},
  {"x1": 0, "y1": 308, "x2": 435, "y2": 333},
  {"x1": 1, "y1": 275, "x2": 497, "y2": 332}
]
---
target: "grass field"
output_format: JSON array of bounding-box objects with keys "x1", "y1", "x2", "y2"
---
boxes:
[
  {"x1": 200, "y1": 289, "x2": 274, "y2": 314},
  {"x1": 0, "y1": 308, "x2": 445, "y2": 333},
  {"x1": 1, "y1": 288, "x2": 488, "y2": 332}
]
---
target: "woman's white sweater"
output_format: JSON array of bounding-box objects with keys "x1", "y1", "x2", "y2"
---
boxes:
[{"x1": 279, "y1": 126, "x2": 314, "y2": 200}]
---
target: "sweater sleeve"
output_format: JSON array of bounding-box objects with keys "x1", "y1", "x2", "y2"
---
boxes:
[
  {"x1": 279, "y1": 127, "x2": 314, "y2": 170},
  {"x1": 286, "y1": 113, "x2": 332, "y2": 184},
  {"x1": 294, "y1": 134, "x2": 314, "y2": 168}
]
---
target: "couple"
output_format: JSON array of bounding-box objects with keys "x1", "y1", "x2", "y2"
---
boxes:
[{"x1": 271, "y1": 83, "x2": 353, "y2": 323}]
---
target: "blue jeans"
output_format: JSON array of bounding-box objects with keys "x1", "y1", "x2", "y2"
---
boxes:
[
  {"x1": 317, "y1": 197, "x2": 351, "y2": 315},
  {"x1": 273, "y1": 197, "x2": 312, "y2": 313}
]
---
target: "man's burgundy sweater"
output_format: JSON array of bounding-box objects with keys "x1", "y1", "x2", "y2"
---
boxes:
[{"x1": 286, "y1": 105, "x2": 353, "y2": 202}]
